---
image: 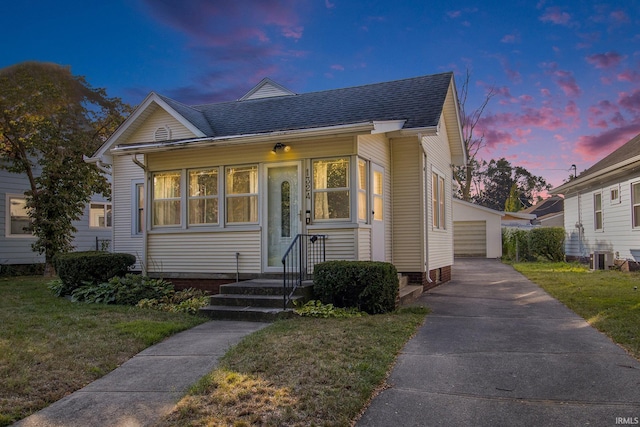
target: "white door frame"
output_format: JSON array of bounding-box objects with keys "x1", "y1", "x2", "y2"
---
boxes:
[
  {"x1": 262, "y1": 161, "x2": 303, "y2": 273},
  {"x1": 371, "y1": 162, "x2": 385, "y2": 261}
]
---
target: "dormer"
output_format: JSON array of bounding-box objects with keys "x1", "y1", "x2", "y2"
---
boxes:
[{"x1": 239, "y1": 78, "x2": 296, "y2": 100}]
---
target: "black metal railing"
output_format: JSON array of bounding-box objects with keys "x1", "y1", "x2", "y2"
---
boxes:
[{"x1": 281, "y1": 234, "x2": 326, "y2": 310}]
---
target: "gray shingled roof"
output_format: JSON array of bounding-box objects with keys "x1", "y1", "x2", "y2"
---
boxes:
[
  {"x1": 577, "y1": 133, "x2": 640, "y2": 180},
  {"x1": 160, "y1": 72, "x2": 453, "y2": 138}
]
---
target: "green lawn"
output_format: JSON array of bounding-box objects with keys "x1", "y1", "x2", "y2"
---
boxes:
[
  {"x1": 158, "y1": 307, "x2": 429, "y2": 427},
  {"x1": 512, "y1": 262, "x2": 640, "y2": 359},
  {"x1": 0, "y1": 276, "x2": 207, "y2": 426}
]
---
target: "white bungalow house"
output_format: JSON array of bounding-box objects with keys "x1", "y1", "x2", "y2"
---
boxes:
[
  {"x1": 550, "y1": 133, "x2": 640, "y2": 270},
  {"x1": 87, "y1": 73, "x2": 466, "y2": 288},
  {"x1": 1, "y1": 163, "x2": 112, "y2": 271}
]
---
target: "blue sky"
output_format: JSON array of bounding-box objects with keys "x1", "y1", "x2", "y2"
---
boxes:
[{"x1": 2, "y1": 0, "x2": 639, "y2": 188}]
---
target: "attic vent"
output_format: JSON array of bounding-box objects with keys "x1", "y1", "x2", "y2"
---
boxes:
[{"x1": 154, "y1": 126, "x2": 171, "y2": 142}]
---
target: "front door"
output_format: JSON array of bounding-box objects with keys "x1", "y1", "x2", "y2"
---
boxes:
[
  {"x1": 265, "y1": 163, "x2": 301, "y2": 271},
  {"x1": 371, "y1": 163, "x2": 385, "y2": 261}
]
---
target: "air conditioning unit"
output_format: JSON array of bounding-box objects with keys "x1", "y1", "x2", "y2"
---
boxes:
[{"x1": 590, "y1": 251, "x2": 615, "y2": 270}]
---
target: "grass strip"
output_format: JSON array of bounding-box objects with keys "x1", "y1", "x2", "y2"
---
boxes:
[
  {"x1": 512, "y1": 262, "x2": 640, "y2": 359},
  {"x1": 0, "y1": 276, "x2": 207, "y2": 426},
  {"x1": 158, "y1": 306, "x2": 428, "y2": 426}
]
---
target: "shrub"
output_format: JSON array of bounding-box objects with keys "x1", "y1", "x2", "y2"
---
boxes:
[
  {"x1": 294, "y1": 300, "x2": 365, "y2": 318},
  {"x1": 313, "y1": 261, "x2": 398, "y2": 314},
  {"x1": 502, "y1": 227, "x2": 565, "y2": 262},
  {"x1": 137, "y1": 288, "x2": 209, "y2": 314},
  {"x1": 53, "y1": 251, "x2": 136, "y2": 295},
  {"x1": 71, "y1": 274, "x2": 174, "y2": 305}
]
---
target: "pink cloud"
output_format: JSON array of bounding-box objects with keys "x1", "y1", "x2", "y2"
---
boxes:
[
  {"x1": 540, "y1": 7, "x2": 573, "y2": 26},
  {"x1": 610, "y1": 10, "x2": 630, "y2": 23},
  {"x1": 330, "y1": 64, "x2": 345, "y2": 71},
  {"x1": 574, "y1": 122, "x2": 640, "y2": 160},
  {"x1": 618, "y1": 69, "x2": 640, "y2": 83},
  {"x1": 542, "y1": 62, "x2": 582, "y2": 97},
  {"x1": 618, "y1": 89, "x2": 640, "y2": 115},
  {"x1": 586, "y1": 51, "x2": 624, "y2": 69},
  {"x1": 501, "y1": 34, "x2": 518, "y2": 44}
]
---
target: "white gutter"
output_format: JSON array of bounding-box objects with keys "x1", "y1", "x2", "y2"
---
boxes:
[
  {"x1": 551, "y1": 154, "x2": 640, "y2": 194},
  {"x1": 83, "y1": 155, "x2": 112, "y2": 175},
  {"x1": 110, "y1": 122, "x2": 377, "y2": 155}
]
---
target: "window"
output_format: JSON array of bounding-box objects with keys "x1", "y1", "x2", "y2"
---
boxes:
[
  {"x1": 373, "y1": 169, "x2": 383, "y2": 221},
  {"x1": 226, "y1": 165, "x2": 258, "y2": 223},
  {"x1": 313, "y1": 158, "x2": 350, "y2": 220},
  {"x1": 610, "y1": 186, "x2": 620, "y2": 204},
  {"x1": 432, "y1": 172, "x2": 445, "y2": 229},
  {"x1": 633, "y1": 182, "x2": 640, "y2": 228},
  {"x1": 189, "y1": 168, "x2": 218, "y2": 225},
  {"x1": 90, "y1": 203, "x2": 112, "y2": 228},
  {"x1": 153, "y1": 171, "x2": 181, "y2": 226},
  {"x1": 594, "y1": 192, "x2": 603, "y2": 231},
  {"x1": 7, "y1": 196, "x2": 32, "y2": 236},
  {"x1": 357, "y1": 159, "x2": 368, "y2": 222},
  {"x1": 135, "y1": 182, "x2": 144, "y2": 234}
]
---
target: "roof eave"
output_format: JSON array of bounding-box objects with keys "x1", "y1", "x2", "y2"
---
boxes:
[{"x1": 551, "y1": 154, "x2": 640, "y2": 195}]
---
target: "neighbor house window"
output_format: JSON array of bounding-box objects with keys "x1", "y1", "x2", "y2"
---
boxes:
[
  {"x1": 313, "y1": 157, "x2": 350, "y2": 220},
  {"x1": 357, "y1": 159, "x2": 368, "y2": 222},
  {"x1": 594, "y1": 192, "x2": 603, "y2": 231},
  {"x1": 153, "y1": 171, "x2": 181, "y2": 226},
  {"x1": 432, "y1": 172, "x2": 445, "y2": 229},
  {"x1": 189, "y1": 168, "x2": 219, "y2": 225},
  {"x1": 90, "y1": 203, "x2": 112, "y2": 228},
  {"x1": 7, "y1": 195, "x2": 32, "y2": 236},
  {"x1": 633, "y1": 182, "x2": 640, "y2": 228},
  {"x1": 226, "y1": 165, "x2": 258, "y2": 223}
]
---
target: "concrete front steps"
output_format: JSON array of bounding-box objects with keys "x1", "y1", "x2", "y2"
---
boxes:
[
  {"x1": 398, "y1": 274, "x2": 423, "y2": 305},
  {"x1": 199, "y1": 279, "x2": 313, "y2": 322}
]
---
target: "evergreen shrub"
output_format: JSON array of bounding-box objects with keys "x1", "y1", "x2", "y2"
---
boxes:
[{"x1": 53, "y1": 251, "x2": 136, "y2": 295}]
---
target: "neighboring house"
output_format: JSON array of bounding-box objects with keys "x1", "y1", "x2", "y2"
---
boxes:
[
  {"x1": 452, "y1": 198, "x2": 503, "y2": 258},
  {"x1": 87, "y1": 73, "x2": 466, "y2": 287},
  {"x1": 0, "y1": 163, "x2": 112, "y2": 269},
  {"x1": 551, "y1": 133, "x2": 640, "y2": 268},
  {"x1": 502, "y1": 211, "x2": 536, "y2": 228},
  {"x1": 522, "y1": 196, "x2": 564, "y2": 227}
]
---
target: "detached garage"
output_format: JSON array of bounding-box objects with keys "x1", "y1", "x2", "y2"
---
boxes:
[{"x1": 452, "y1": 199, "x2": 503, "y2": 258}]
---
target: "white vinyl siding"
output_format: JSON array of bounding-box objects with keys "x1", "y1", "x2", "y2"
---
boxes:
[
  {"x1": 391, "y1": 137, "x2": 423, "y2": 271},
  {"x1": 113, "y1": 155, "x2": 145, "y2": 270},
  {"x1": 127, "y1": 108, "x2": 198, "y2": 143},
  {"x1": 307, "y1": 227, "x2": 358, "y2": 261},
  {"x1": 357, "y1": 227, "x2": 371, "y2": 260}
]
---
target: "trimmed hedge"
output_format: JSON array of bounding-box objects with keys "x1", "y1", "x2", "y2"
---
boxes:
[
  {"x1": 54, "y1": 251, "x2": 136, "y2": 295},
  {"x1": 313, "y1": 261, "x2": 398, "y2": 314}
]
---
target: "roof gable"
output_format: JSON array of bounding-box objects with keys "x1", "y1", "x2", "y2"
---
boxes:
[{"x1": 239, "y1": 78, "x2": 296, "y2": 100}]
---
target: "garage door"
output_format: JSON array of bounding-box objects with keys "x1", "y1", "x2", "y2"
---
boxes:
[{"x1": 454, "y1": 220, "x2": 487, "y2": 257}]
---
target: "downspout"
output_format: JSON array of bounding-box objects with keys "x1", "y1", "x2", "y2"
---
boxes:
[
  {"x1": 131, "y1": 154, "x2": 149, "y2": 275},
  {"x1": 418, "y1": 134, "x2": 433, "y2": 284}
]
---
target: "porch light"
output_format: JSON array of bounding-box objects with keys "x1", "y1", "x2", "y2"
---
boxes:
[{"x1": 271, "y1": 142, "x2": 291, "y2": 154}]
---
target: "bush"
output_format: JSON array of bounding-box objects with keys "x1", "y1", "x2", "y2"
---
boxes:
[
  {"x1": 294, "y1": 300, "x2": 365, "y2": 318},
  {"x1": 137, "y1": 288, "x2": 209, "y2": 314},
  {"x1": 71, "y1": 274, "x2": 174, "y2": 305},
  {"x1": 502, "y1": 227, "x2": 565, "y2": 262},
  {"x1": 54, "y1": 251, "x2": 136, "y2": 295},
  {"x1": 313, "y1": 261, "x2": 398, "y2": 314}
]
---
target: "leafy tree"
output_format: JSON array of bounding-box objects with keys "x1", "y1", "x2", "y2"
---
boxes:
[
  {"x1": 454, "y1": 69, "x2": 496, "y2": 201},
  {"x1": 504, "y1": 183, "x2": 520, "y2": 212},
  {"x1": 0, "y1": 62, "x2": 131, "y2": 275},
  {"x1": 474, "y1": 158, "x2": 550, "y2": 211}
]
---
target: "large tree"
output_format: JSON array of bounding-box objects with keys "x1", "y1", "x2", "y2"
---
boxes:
[
  {"x1": 454, "y1": 69, "x2": 496, "y2": 201},
  {"x1": 474, "y1": 158, "x2": 550, "y2": 211},
  {"x1": 0, "y1": 62, "x2": 130, "y2": 274}
]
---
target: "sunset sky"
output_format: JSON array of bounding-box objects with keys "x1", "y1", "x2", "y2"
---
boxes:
[{"x1": 2, "y1": 0, "x2": 639, "y2": 188}]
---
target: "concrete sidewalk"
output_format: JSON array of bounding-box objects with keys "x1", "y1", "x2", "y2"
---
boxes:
[
  {"x1": 14, "y1": 320, "x2": 268, "y2": 427},
  {"x1": 358, "y1": 259, "x2": 640, "y2": 426}
]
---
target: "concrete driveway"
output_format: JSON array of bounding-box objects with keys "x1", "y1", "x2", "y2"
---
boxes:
[{"x1": 358, "y1": 258, "x2": 640, "y2": 426}]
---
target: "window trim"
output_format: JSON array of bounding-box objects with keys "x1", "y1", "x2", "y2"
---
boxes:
[
  {"x1": 89, "y1": 202, "x2": 113, "y2": 228},
  {"x1": 431, "y1": 169, "x2": 446, "y2": 230},
  {"x1": 225, "y1": 164, "x2": 259, "y2": 225},
  {"x1": 188, "y1": 167, "x2": 220, "y2": 226},
  {"x1": 151, "y1": 170, "x2": 183, "y2": 228},
  {"x1": 610, "y1": 184, "x2": 620, "y2": 205},
  {"x1": 632, "y1": 181, "x2": 640, "y2": 229},
  {"x1": 312, "y1": 156, "x2": 351, "y2": 222},
  {"x1": 357, "y1": 158, "x2": 368, "y2": 223},
  {"x1": 131, "y1": 180, "x2": 145, "y2": 236},
  {"x1": 5, "y1": 194, "x2": 34, "y2": 238},
  {"x1": 594, "y1": 191, "x2": 603, "y2": 231}
]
